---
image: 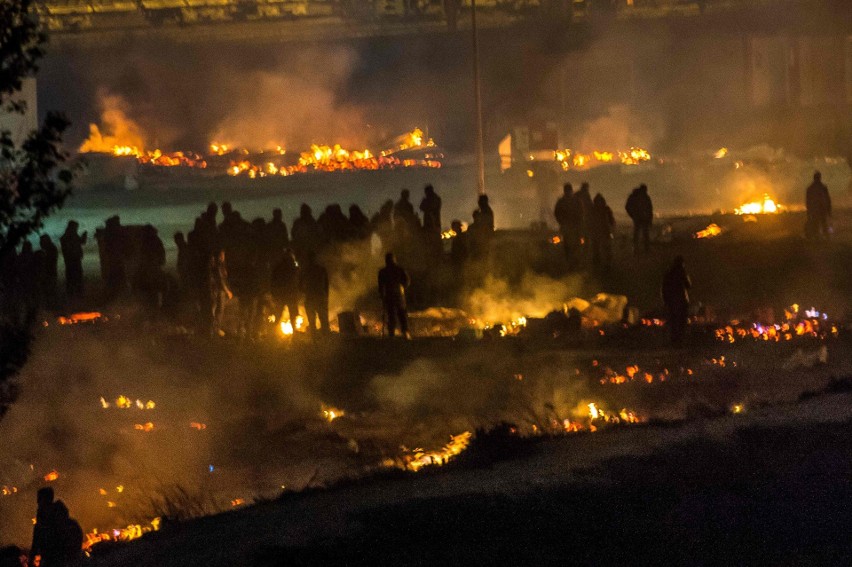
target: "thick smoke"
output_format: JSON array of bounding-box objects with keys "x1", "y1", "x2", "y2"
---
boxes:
[{"x1": 209, "y1": 48, "x2": 368, "y2": 150}]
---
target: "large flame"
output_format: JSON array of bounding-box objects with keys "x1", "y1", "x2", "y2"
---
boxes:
[
  {"x1": 554, "y1": 147, "x2": 651, "y2": 170},
  {"x1": 734, "y1": 194, "x2": 783, "y2": 215}
]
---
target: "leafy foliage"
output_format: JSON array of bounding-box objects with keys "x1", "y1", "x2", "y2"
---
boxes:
[{"x1": 1, "y1": 0, "x2": 74, "y2": 416}]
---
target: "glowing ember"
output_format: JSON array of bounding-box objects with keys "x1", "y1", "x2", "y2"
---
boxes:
[
  {"x1": 57, "y1": 312, "x2": 103, "y2": 325},
  {"x1": 133, "y1": 422, "x2": 155, "y2": 432},
  {"x1": 554, "y1": 147, "x2": 651, "y2": 170},
  {"x1": 387, "y1": 431, "x2": 473, "y2": 472},
  {"x1": 321, "y1": 405, "x2": 345, "y2": 423},
  {"x1": 1, "y1": 485, "x2": 18, "y2": 497},
  {"x1": 734, "y1": 194, "x2": 784, "y2": 215},
  {"x1": 43, "y1": 470, "x2": 59, "y2": 482},
  {"x1": 190, "y1": 422, "x2": 207, "y2": 430},
  {"x1": 714, "y1": 147, "x2": 729, "y2": 159},
  {"x1": 694, "y1": 223, "x2": 722, "y2": 239},
  {"x1": 230, "y1": 498, "x2": 245, "y2": 507},
  {"x1": 83, "y1": 518, "x2": 161, "y2": 552}
]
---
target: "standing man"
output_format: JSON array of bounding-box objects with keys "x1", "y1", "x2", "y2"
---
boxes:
[
  {"x1": 662, "y1": 255, "x2": 692, "y2": 346},
  {"x1": 420, "y1": 184, "x2": 442, "y2": 233},
  {"x1": 554, "y1": 183, "x2": 583, "y2": 268},
  {"x1": 378, "y1": 252, "x2": 411, "y2": 339},
  {"x1": 805, "y1": 171, "x2": 831, "y2": 239},
  {"x1": 301, "y1": 252, "x2": 330, "y2": 335},
  {"x1": 271, "y1": 249, "x2": 301, "y2": 331},
  {"x1": 60, "y1": 221, "x2": 86, "y2": 299},
  {"x1": 209, "y1": 249, "x2": 233, "y2": 337},
  {"x1": 625, "y1": 184, "x2": 653, "y2": 253}
]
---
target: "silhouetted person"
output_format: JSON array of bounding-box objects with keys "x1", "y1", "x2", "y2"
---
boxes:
[
  {"x1": 291, "y1": 204, "x2": 322, "y2": 262},
  {"x1": 37, "y1": 235, "x2": 59, "y2": 309},
  {"x1": 662, "y1": 255, "x2": 691, "y2": 346},
  {"x1": 394, "y1": 189, "x2": 418, "y2": 228},
  {"x1": 626, "y1": 184, "x2": 653, "y2": 253},
  {"x1": 420, "y1": 184, "x2": 442, "y2": 233},
  {"x1": 101, "y1": 216, "x2": 128, "y2": 299},
  {"x1": 30, "y1": 487, "x2": 82, "y2": 567},
  {"x1": 475, "y1": 193, "x2": 494, "y2": 231},
  {"x1": 348, "y1": 204, "x2": 371, "y2": 241},
  {"x1": 18, "y1": 241, "x2": 39, "y2": 319},
  {"x1": 209, "y1": 249, "x2": 233, "y2": 336},
  {"x1": 449, "y1": 220, "x2": 469, "y2": 268},
  {"x1": 133, "y1": 225, "x2": 166, "y2": 310},
  {"x1": 590, "y1": 193, "x2": 615, "y2": 269},
  {"x1": 394, "y1": 189, "x2": 420, "y2": 256},
  {"x1": 301, "y1": 252, "x2": 329, "y2": 335},
  {"x1": 271, "y1": 249, "x2": 301, "y2": 329},
  {"x1": 370, "y1": 200, "x2": 395, "y2": 253},
  {"x1": 175, "y1": 232, "x2": 191, "y2": 292},
  {"x1": 266, "y1": 208, "x2": 289, "y2": 261},
  {"x1": 378, "y1": 252, "x2": 410, "y2": 338},
  {"x1": 576, "y1": 182, "x2": 594, "y2": 253},
  {"x1": 554, "y1": 183, "x2": 582, "y2": 267},
  {"x1": 318, "y1": 204, "x2": 353, "y2": 243},
  {"x1": 805, "y1": 170, "x2": 832, "y2": 239},
  {"x1": 469, "y1": 194, "x2": 495, "y2": 261},
  {"x1": 60, "y1": 221, "x2": 87, "y2": 299}
]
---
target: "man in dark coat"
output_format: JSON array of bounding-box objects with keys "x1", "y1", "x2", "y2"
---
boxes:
[
  {"x1": 805, "y1": 171, "x2": 832, "y2": 239},
  {"x1": 271, "y1": 249, "x2": 301, "y2": 330},
  {"x1": 378, "y1": 252, "x2": 411, "y2": 338},
  {"x1": 59, "y1": 221, "x2": 86, "y2": 298},
  {"x1": 554, "y1": 183, "x2": 583, "y2": 267},
  {"x1": 625, "y1": 184, "x2": 653, "y2": 253},
  {"x1": 662, "y1": 255, "x2": 692, "y2": 346},
  {"x1": 37, "y1": 235, "x2": 59, "y2": 309},
  {"x1": 590, "y1": 193, "x2": 615, "y2": 269},
  {"x1": 300, "y1": 252, "x2": 329, "y2": 335}
]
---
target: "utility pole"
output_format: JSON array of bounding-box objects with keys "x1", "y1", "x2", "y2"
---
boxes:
[{"x1": 471, "y1": 0, "x2": 486, "y2": 195}]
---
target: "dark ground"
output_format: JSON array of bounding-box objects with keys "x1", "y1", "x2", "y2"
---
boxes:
[{"x1": 267, "y1": 417, "x2": 852, "y2": 566}]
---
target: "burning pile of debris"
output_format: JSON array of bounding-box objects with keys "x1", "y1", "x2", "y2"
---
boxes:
[
  {"x1": 78, "y1": 126, "x2": 443, "y2": 179},
  {"x1": 553, "y1": 147, "x2": 652, "y2": 170}
]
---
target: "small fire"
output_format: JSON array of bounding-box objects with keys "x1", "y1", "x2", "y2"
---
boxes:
[
  {"x1": 43, "y1": 470, "x2": 59, "y2": 482},
  {"x1": 387, "y1": 431, "x2": 473, "y2": 472},
  {"x1": 554, "y1": 147, "x2": 651, "y2": 170},
  {"x1": 133, "y1": 422, "x2": 155, "y2": 432},
  {"x1": 57, "y1": 312, "x2": 103, "y2": 325},
  {"x1": 321, "y1": 405, "x2": 345, "y2": 423},
  {"x1": 83, "y1": 518, "x2": 161, "y2": 552},
  {"x1": 189, "y1": 422, "x2": 207, "y2": 430},
  {"x1": 2, "y1": 485, "x2": 19, "y2": 496},
  {"x1": 734, "y1": 194, "x2": 783, "y2": 215},
  {"x1": 714, "y1": 147, "x2": 729, "y2": 159},
  {"x1": 279, "y1": 316, "x2": 304, "y2": 336},
  {"x1": 694, "y1": 223, "x2": 722, "y2": 239}
]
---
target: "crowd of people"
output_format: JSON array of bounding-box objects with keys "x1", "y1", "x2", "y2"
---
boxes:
[
  {"x1": 0, "y1": 172, "x2": 834, "y2": 342},
  {"x1": 554, "y1": 181, "x2": 652, "y2": 271}
]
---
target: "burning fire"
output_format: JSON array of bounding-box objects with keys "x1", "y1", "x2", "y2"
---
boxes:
[
  {"x1": 321, "y1": 405, "x2": 344, "y2": 423},
  {"x1": 57, "y1": 312, "x2": 104, "y2": 325},
  {"x1": 386, "y1": 431, "x2": 472, "y2": 472},
  {"x1": 734, "y1": 194, "x2": 784, "y2": 215},
  {"x1": 714, "y1": 304, "x2": 838, "y2": 343},
  {"x1": 43, "y1": 470, "x2": 59, "y2": 482},
  {"x1": 133, "y1": 422, "x2": 155, "y2": 432},
  {"x1": 714, "y1": 147, "x2": 729, "y2": 159},
  {"x1": 694, "y1": 223, "x2": 722, "y2": 239},
  {"x1": 83, "y1": 518, "x2": 161, "y2": 552},
  {"x1": 554, "y1": 147, "x2": 651, "y2": 170},
  {"x1": 279, "y1": 316, "x2": 304, "y2": 336}
]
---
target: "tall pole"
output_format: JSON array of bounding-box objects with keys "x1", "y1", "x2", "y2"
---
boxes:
[{"x1": 471, "y1": 0, "x2": 486, "y2": 196}]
